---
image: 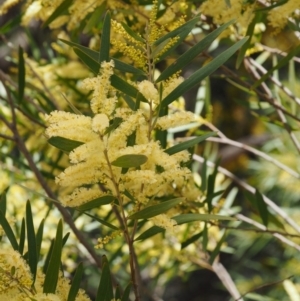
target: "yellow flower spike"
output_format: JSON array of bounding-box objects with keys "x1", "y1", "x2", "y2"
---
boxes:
[
  {"x1": 0, "y1": 0, "x2": 21, "y2": 15},
  {"x1": 92, "y1": 114, "x2": 109, "y2": 134},
  {"x1": 82, "y1": 60, "x2": 116, "y2": 116},
  {"x1": 137, "y1": 80, "x2": 159, "y2": 105}
]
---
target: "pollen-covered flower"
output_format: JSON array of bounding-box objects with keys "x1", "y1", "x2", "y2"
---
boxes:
[
  {"x1": 267, "y1": 0, "x2": 300, "y2": 33},
  {"x1": 92, "y1": 114, "x2": 109, "y2": 134},
  {"x1": 162, "y1": 76, "x2": 184, "y2": 99},
  {"x1": 81, "y1": 60, "x2": 116, "y2": 116},
  {"x1": 137, "y1": 80, "x2": 159, "y2": 104},
  {"x1": 0, "y1": 249, "x2": 32, "y2": 295},
  {"x1": 45, "y1": 111, "x2": 97, "y2": 143},
  {"x1": 149, "y1": 214, "x2": 177, "y2": 231},
  {"x1": 0, "y1": 0, "x2": 20, "y2": 15},
  {"x1": 155, "y1": 111, "x2": 196, "y2": 130},
  {"x1": 60, "y1": 187, "x2": 110, "y2": 207}
]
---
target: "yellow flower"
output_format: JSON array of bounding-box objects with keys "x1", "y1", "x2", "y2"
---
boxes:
[
  {"x1": 81, "y1": 60, "x2": 116, "y2": 116},
  {"x1": 0, "y1": 249, "x2": 32, "y2": 295},
  {"x1": 137, "y1": 80, "x2": 159, "y2": 104},
  {"x1": 92, "y1": 114, "x2": 109, "y2": 134},
  {"x1": 155, "y1": 111, "x2": 196, "y2": 130}
]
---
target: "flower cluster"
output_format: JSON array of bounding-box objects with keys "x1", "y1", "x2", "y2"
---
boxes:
[
  {"x1": 45, "y1": 60, "x2": 197, "y2": 208},
  {"x1": 0, "y1": 248, "x2": 91, "y2": 301}
]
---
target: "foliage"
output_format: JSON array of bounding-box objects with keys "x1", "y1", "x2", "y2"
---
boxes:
[{"x1": 0, "y1": 0, "x2": 300, "y2": 300}]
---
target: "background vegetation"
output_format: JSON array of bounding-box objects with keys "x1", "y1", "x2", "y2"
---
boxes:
[{"x1": 0, "y1": 0, "x2": 300, "y2": 300}]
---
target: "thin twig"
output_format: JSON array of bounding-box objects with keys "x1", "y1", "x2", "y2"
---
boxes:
[
  {"x1": 249, "y1": 57, "x2": 300, "y2": 107},
  {"x1": 25, "y1": 60, "x2": 61, "y2": 110},
  {"x1": 103, "y1": 147, "x2": 141, "y2": 301},
  {"x1": 2, "y1": 84, "x2": 110, "y2": 279},
  {"x1": 257, "y1": 43, "x2": 300, "y2": 63},
  {"x1": 206, "y1": 136, "x2": 300, "y2": 178},
  {"x1": 210, "y1": 222, "x2": 300, "y2": 239},
  {"x1": 0, "y1": 70, "x2": 46, "y2": 114},
  {"x1": 193, "y1": 154, "x2": 300, "y2": 234},
  {"x1": 235, "y1": 213, "x2": 300, "y2": 252},
  {"x1": 212, "y1": 259, "x2": 244, "y2": 301},
  {"x1": 219, "y1": 64, "x2": 300, "y2": 123},
  {"x1": 244, "y1": 57, "x2": 300, "y2": 154},
  {"x1": 0, "y1": 133, "x2": 15, "y2": 141},
  {"x1": 234, "y1": 275, "x2": 294, "y2": 301}
]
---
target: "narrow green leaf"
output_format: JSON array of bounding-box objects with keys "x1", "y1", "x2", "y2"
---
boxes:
[
  {"x1": 36, "y1": 219, "x2": 44, "y2": 258},
  {"x1": 251, "y1": 45, "x2": 300, "y2": 90},
  {"x1": 76, "y1": 195, "x2": 115, "y2": 212},
  {"x1": 236, "y1": 12, "x2": 261, "y2": 68},
  {"x1": 59, "y1": 39, "x2": 99, "y2": 60},
  {"x1": 0, "y1": 13, "x2": 22, "y2": 35},
  {"x1": 115, "y1": 286, "x2": 121, "y2": 300},
  {"x1": 44, "y1": 219, "x2": 63, "y2": 294},
  {"x1": 157, "y1": 20, "x2": 235, "y2": 82},
  {"x1": 255, "y1": 189, "x2": 269, "y2": 227},
  {"x1": 122, "y1": 95, "x2": 136, "y2": 110},
  {"x1": 128, "y1": 198, "x2": 184, "y2": 220},
  {"x1": 155, "y1": 27, "x2": 192, "y2": 63},
  {"x1": 43, "y1": 240, "x2": 53, "y2": 274},
  {"x1": 165, "y1": 132, "x2": 216, "y2": 156},
  {"x1": 104, "y1": 117, "x2": 123, "y2": 135},
  {"x1": 206, "y1": 160, "x2": 220, "y2": 212},
  {"x1": 63, "y1": 232, "x2": 70, "y2": 247},
  {"x1": 67, "y1": 262, "x2": 84, "y2": 301},
  {"x1": 83, "y1": 212, "x2": 119, "y2": 230},
  {"x1": 161, "y1": 37, "x2": 249, "y2": 107},
  {"x1": 26, "y1": 201, "x2": 37, "y2": 283},
  {"x1": 205, "y1": 190, "x2": 224, "y2": 213},
  {"x1": 74, "y1": 48, "x2": 100, "y2": 74},
  {"x1": 155, "y1": 105, "x2": 168, "y2": 148},
  {"x1": 83, "y1": 3, "x2": 105, "y2": 33},
  {"x1": 48, "y1": 136, "x2": 84, "y2": 153},
  {"x1": 255, "y1": 0, "x2": 288, "y2": 11},
  {"x1": 172, "y1": 213, "x2": 235, "y2": 225},
  {"x1": 60, "y1": 40, "x2": 145, "y2": 74},
  {"x1": 154, "y1": 16, "x2": 199, "y2": 46},
  {"x1": 111, "y1": 74, "x2": 140, "y2": 98},
  {"x1": 200, "y1": 158, "x2": 207, "y2": 192},
  {"x1": 113, "y1": 58, "x2": 145, "y2": 75},
  {"x1": 202, "y1": 222, "x2": 208, "y2": 252},
  {"x1": 209, "y1": 232, "x2": 227, "y2": 264},
  {"x1": 111, "y1": 154, "x2": 148, "y2": 168},
  {"x1": 121, "y1": 283, "x2": 132, "y2": 301},
  {"x1": 99, "y1": 11, "x2": 111, "y2": 64},
  {"x1": 181, "y1": 232, "x2": 202, "y2": 249},
  {"x1": 18, "y1": 46, "x2": 25, "y2": 102},
  {"x1": 121, "y1": 22, "x2": 145, "y2": 43},
  {"x1": 0, "y1": 188, "x2": 7, "y2": 215},
  {"x1": 123, "y1": 189, "x2": 135, "y2": 202},
  {"x1": 19, "y1": 218, "x2": 25, "y2": 255},
  {"x1": 43, "y1": 0, "x2": 73, "y2": 28},
  {"x1": 135, "y1": 226, "x2": 165, "y2": 241},
  {"x1": 95, "y1": 257, "x2": 113, "y2": 301}
]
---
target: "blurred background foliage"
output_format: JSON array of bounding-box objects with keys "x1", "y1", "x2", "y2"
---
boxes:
[{"x1": 1, "y1": 0, "x2": 300, "y2": 300}]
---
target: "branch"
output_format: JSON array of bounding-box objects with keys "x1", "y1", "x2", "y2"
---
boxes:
[
  {"x1": 234, "y1": 275, "x2": 294, "y2": 301},
  {"x1": 244, "y1": 57, "x2": 300, "y2": 154},
  {"x1": 249, "y1": 57, "x2": 300, "y2": 107},
  {"x1": 206, "y1": 136, "x2": 300, "y2": 179},
  {"x1": 212, "y1": 259, "x2": 244, "y2": 301},
  {"x1": 193, "y1": 154, "x2": 300, "y2": 234}
]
